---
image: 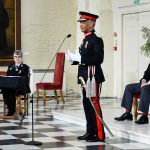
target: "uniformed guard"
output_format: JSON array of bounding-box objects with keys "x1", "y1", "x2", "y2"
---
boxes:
[
  {"x1": 66, "y1": 11, "x2": 105, "y2": 142},
  {"x1": 2, "y1": 50, "x2": 30, "y2": 116}
]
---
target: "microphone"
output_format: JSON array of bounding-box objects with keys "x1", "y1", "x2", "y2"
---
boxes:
[{"x1": 67, "y1": 34, "x2": 71, "y2": 38}]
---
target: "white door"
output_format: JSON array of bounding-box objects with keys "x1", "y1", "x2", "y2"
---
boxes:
[{"x1": 122, "y1": 13, "x2": 139, "y2": 87}]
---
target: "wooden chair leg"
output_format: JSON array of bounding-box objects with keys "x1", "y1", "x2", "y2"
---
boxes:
[
  {"x1": 43, "y1": 89, "x2": 46, "y2": 106},
  {"x1": 54, "y1": 90, "x2": 59, "y2": 104},
  {"x1": 60, "y1": 89, "x2": 65, "y2": 104},
  {"x1": 3, "y1": 96, "x2": 21, "y2": 117},
  {"x1": 36, "y1": 89, "x2": 39, "y2": 104},
  {"x1": 16, "y1": 96, "x2": 22, "y2": 115},
  {"x1": 133, "y1": 98, "x2": 138, "y2": 120},
  {"x1": 54, "y1": 90, "x2": 57, "y2": 99},
  {"x1": 4, "y1": 103, "x2": 7, "y2": 115}
]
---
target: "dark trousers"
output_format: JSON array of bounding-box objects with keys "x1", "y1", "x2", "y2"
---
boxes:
[
  {"x1": 2, "y1": 89, "x2": 16, "y2": 113},
  {"x1": 82, "y1": 83, "x2": 105, "y2": 141},
  {"x1": 121, "y1": 83, "x2": 150, "y2": 114}
]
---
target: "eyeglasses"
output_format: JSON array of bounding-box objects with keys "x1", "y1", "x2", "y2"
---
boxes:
[{"x1": 13, "y1": 55, "x2": 22, "y2": 58}]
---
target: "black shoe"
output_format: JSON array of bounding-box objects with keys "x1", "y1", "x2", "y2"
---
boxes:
[
  {"x1": 135, "y1": 116, "x2": 149, "y2": 124},
  {"x1": 86, "y1": 135, "x2": 104, "y2": 142},
  {"x1": 114, "y1": 113, "x2": 133, "y2": 121},
  {"x1": 77, "y1": 133, "x2": 91, "y2": 140}
]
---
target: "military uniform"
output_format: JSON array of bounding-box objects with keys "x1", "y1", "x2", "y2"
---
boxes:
[
  {"x1": 121, "y1": 63, "x2": 150, "y2": 114},
  {"x1": 77, "y1": 30, "x2": 105, "y2": 141},
  {"x1": 66, "y1": 11, "x2": 106, "y2": 141},
  {"x1": 78, "y1": 30, "x2": 105, "y2": 84},
  {"x1": 2, "y1": 63, "x2": 29, "y2": 115}
]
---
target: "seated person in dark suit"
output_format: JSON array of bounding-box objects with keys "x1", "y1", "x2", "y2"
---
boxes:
[
  {"x1": 2, "y1": 50, "x2": 30, "y2": 116},
  {"x1": 114, "y1": 63, "x2": 150, "y2": 124}
]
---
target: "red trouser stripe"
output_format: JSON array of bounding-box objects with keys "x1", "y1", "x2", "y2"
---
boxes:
[
  {"x1": 92, "y1": 83, "x2": 104, "y2": 140},
  {"x1": 92, "y1": 97, "x2": 104, "y2": 140}
]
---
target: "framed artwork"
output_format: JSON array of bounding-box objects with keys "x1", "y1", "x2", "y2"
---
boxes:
[{"x1": 0, "y1": 0, "x2": 21, "y2": 66}]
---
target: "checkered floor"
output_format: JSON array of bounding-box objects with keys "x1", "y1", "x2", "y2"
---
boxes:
[{"x1": 0, "y1": 94, "x2": 150, "y2": 150}]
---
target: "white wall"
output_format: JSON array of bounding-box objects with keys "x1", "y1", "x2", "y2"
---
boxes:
[
  {"x1": 21, "y1": 0, "x2": 78, "y2": 93},
  {"x1": 112, "y1": 0, "x2": 150, "y2": 98}
]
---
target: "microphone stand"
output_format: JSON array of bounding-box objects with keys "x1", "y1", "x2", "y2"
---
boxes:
[
  {"x1": 25, "y1": 94, "x2": 42, "y2": 145},
  {"x1": 19, "y1": 34, "x2": 71, "y2": 146},
  {"x1": 40, "y1": 34, "x2": 71, "y2": 83}
]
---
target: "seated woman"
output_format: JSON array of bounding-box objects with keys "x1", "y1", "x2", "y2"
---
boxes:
[{"x1": 2, "y1": 50, "x2": 30, "y2": 116}]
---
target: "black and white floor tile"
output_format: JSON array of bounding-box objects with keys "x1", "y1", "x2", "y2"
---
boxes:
[{"x1": 0, "y1": 93, "x2": 150, "y2": 150}]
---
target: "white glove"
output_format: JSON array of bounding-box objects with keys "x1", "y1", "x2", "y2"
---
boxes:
[
  {"x1": 74, "y1": 52, "x2": 81, "y2": 63},
  {"x1": 65, "y1": 50, "x2": 81, "y2": 63},
  {"x1": 65, "y1": 50, "x2": 73, "y2": 63}
]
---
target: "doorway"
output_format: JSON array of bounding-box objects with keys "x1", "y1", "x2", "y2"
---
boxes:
[{"x1": 122, "y1": 11, "x2": 150, "y2": 88}]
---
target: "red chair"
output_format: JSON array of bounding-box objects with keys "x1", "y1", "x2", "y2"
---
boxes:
[
  {"x1": 133, "y1": 93, "x2": 150, "y2": 120},
  {"x1": 36, "y1": 52, "x2": 65, "y2": 106},
  {"x1": 133, "y1": 93, "x2": 141, "y2": 120},
  {"x1": 0, "y1": 71, "x2": 7, "y2": 76}
]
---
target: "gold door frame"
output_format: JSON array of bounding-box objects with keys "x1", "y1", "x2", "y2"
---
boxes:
[{"x1": 0, "y1": 0, "x2": 21, "y2": 66}]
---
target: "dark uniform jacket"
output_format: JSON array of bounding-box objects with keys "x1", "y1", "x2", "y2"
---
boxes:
[
  {"x1": 2, "y1": 63, "x2": 30, "y2": 96},
  {"x1": 7, "y1": 63, "x2": 30, "y2": 80},
  {"x1": 77, "y1": 30, "x2": 105, "y2": 84},
  {"x1": 140, "y1": 63, "x2": 150, "y2": 82}
]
